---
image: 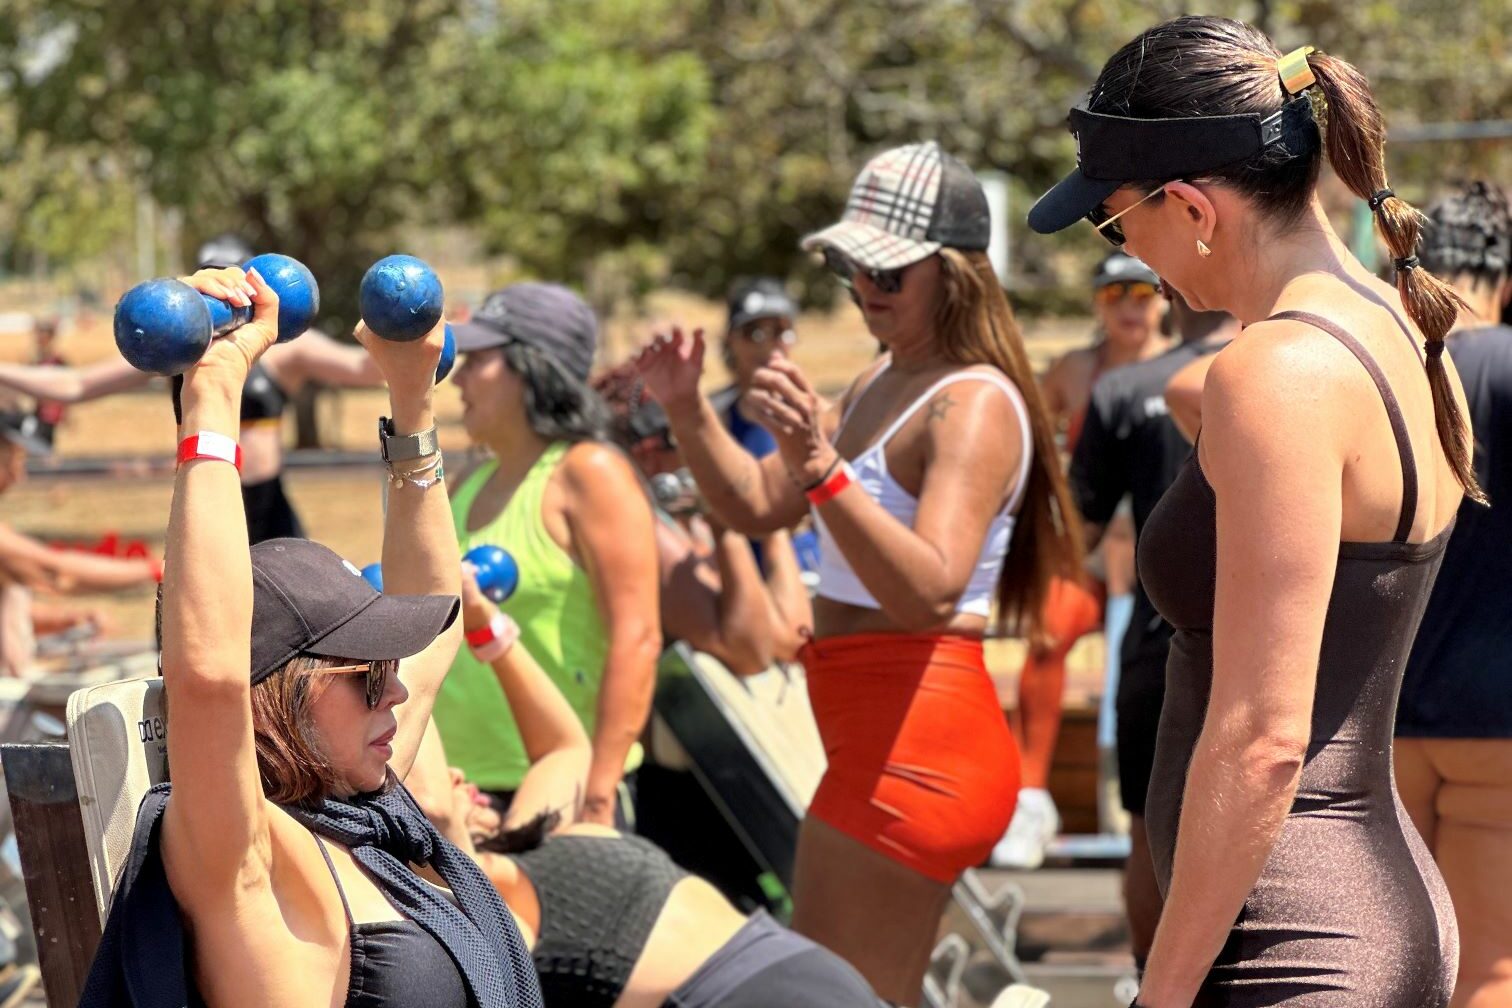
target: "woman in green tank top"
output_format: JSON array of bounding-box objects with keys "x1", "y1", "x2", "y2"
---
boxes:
[{"x1": 437, "y1": 283, "x2": 661, "y2": 827}]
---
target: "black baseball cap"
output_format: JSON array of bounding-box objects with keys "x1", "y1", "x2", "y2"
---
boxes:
[
  {"x1": 0, "y1": 412, "x2": 51, "y2": 456},
  {"x1": 249, "y1": 539, "x2": 458, "y2": 685},
  {"x1": 1028, "y1": 96, "x2": 1318, "y2": 235},
  {"x1": 802, "y1": 141, "x2": 991, "y2": 271},
  {"x1": 196, "y1": 234, "x2": 255, "y2": 270},
  {"x1": 452, "y1": 283, "x2": 599, "y2": 384},
  {"x1": 727, "y1": 278, "x2": 798, "y2": 331},
  {"x1": 1093, "y1": 251, "x2": 1159, "y2": 289}
]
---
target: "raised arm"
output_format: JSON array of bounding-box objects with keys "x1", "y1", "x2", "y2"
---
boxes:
[
  {"x1": 562, "y1": 443, "x2": 662, "y2": 825},
  {"x1": 352, "y1": 320, "x2": 458, "y2": 781},
  {"x1": 0, "y1": 358, "x2": 149, "y2": 404},
  {"x1": 0, "y1": 524, "x2": 159, "y2": 593},
  {"x1": 635, "y1": 327, "x2": 809, "y2": 535},
  {"x1": 263, "y1": 327, "x2": 385, "y2": 392},
  {"x1": 459, "y1": 564, "x2": 590, "y2": 828},
  {"x1": 754, "y1": 359, "x2": 1024, "y2": 631},
  {"x1": 159, "y1": 267, "x2": 282, "y2": 900},
  {"x1": 1138, "y1": 334, "x2": 1339, "y2": 1006}
]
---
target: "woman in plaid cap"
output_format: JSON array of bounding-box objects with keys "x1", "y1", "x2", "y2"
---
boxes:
[{"x1": 637, "y1": 140, "x2": 1081, "y2": 1001}]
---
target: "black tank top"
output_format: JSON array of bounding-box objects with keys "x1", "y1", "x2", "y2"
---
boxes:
[
  {"x1": 1137, "y1": 310, "x2": 1458, "y2": 1004},
  {"x1": 511, "y1": 834, "x2": 687, "y2": 1008},
  {"x1": 314, "y1": 836, "x2": 470, "y2": 1008}
]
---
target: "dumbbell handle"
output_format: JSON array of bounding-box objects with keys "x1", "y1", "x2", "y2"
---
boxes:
[{"x1": 204, "y1": 296, "x2": 255, "y2": 336}]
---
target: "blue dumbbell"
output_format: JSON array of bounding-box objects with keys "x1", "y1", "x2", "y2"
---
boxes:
[
  {"x1": 113, "y1": 253, "x2": 319, "y2": 376},
  {"x1": 436, "y1": 323, "x2": 456, "y2": 383},
  {"x1": 360, "y1": 255, "x2": 445, "y2": 343},
  {"x1": 465, "y1": 545, "x2": 519, "y2": 603},
  {"x1": 360, "y1": 563, "x2": 385, "y2": 593}
]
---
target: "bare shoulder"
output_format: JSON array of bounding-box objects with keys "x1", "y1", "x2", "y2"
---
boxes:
[
  {"x1": 1202, "y1": 319, "x2": 1360, "y2": 470},
  {"x1": 1205, "y1": 317, "x2": 1362, "y2": 416},
  {"x1": 560, "y1": 440, "x2": 639, "y2": 488}
]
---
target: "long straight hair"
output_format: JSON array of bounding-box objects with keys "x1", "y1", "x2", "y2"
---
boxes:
[{"x1": 934, "y1": 249, "x2": 1084, "y2": 642}]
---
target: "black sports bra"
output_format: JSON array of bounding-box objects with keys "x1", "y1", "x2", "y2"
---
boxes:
[
  {"x1": 313, "y1": 836, "x2": 469, "y2": 1008},
  {"x1": 511, "y1": 834, "x2": 687, "y2": 1008}
]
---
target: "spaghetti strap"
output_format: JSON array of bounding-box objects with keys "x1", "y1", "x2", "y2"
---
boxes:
[
  {"x1": 1268, "y1": 310, "x2": 1419, "y2": 543},
  {"x1": 313, "y1": 834, "x2": 356, "y2": 927}
]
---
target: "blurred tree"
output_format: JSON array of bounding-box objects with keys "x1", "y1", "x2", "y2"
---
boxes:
[{"x1": 0, "y1": 0, "x2": 1506, "y2": 322}]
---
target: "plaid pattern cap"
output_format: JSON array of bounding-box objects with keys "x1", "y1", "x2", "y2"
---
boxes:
[{"x1": 802, "y1": 141, "x2": 991, "y2": 271}]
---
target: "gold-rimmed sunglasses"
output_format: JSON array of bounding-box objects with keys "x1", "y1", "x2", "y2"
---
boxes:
[
  {"x1": 1087, "y1": 185, "x2": 1169, "y2": 246},
  {"x1": 312, "y1": 658, "x2": 399, "y2": 710}
]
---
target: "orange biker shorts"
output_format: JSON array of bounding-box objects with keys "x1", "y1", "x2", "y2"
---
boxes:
[{"x1": 800, "y1": 633, "x2": 1020, "y2": 883}]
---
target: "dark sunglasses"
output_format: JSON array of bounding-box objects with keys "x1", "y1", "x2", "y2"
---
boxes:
[
  {"x1": 314, "y1": 658, "x2": 399, "y2": 710},
  {"x1": 1086, "y1": 184, "x2": 1169, "y2": 247},
  {"x1": 822, "y1": 247, "x2": 907, "y2": 295}
]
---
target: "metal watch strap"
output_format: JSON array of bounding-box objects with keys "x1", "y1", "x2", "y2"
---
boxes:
[{"x1": 378, "y1": 416, "x2": 439, "y2": 463}]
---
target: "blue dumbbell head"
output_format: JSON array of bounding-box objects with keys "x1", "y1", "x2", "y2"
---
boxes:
[
  {"x1": 243, "y1": 253, "x2": 320, "y2": 343},
  {"x1": 466, "y1": 545, "x2": 520, "y2": 603},
  {"x1": 360, "y1": 255, "x2": 444, "y2": 342},
  {"x1": 114, "y1": 278, "x2": 214, "y2": 376},
  {"x1": 436, "y1": 323, "x2": 457, "y2": 383},
  {"x1": 360, "y1": 563, "x2": 384, "y2": 593}
]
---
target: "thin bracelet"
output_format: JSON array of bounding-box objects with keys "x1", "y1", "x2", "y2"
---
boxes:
[
  {"x1": 388, "y1": 452, "x2": 443, "y2": 489},
  {"x1": 800, "y1": 454, "x2": 843, "y2": 492}
]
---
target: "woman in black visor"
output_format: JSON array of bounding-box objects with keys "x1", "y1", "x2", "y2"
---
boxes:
[{"x1": 1030, "y1": 16, "x2": 1472, "y2": 1008}]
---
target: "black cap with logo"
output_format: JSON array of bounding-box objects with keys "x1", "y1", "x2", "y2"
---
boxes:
[{"x1": 249, "y1": 539, "x2": 458, "y2": 685}]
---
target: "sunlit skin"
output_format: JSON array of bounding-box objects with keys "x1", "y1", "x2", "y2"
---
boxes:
[
  {"x1": 849, "y1": 256, "x2": 943, "y2": 354},
  {"x1": 0, "y1": 440, "x2": 25, "y2": 494},
  {"x1": 305, "y1": 663, "x2": 410, "y2": 796},
  {"x1": 452, "y1": 348, "x2": 525, "y2": 444}
]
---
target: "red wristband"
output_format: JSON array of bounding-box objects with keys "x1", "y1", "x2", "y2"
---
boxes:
[
  {"x1": 805, "y1": 460, "x2": 854, "y2": 506},
  {"x1": 467, "y1": 613, "x2": 520, "y2": 663},
  {"x1": 177, "y1": 431, "x2": 242, "y2": 472}
]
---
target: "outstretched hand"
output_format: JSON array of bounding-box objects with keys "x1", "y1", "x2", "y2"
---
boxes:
[
  {"x1": 633, "y1": 325, "x2": 706, "y2": 417},
  {"x1": 181, "y1": 267, "x2": 279, "y2": 387}
]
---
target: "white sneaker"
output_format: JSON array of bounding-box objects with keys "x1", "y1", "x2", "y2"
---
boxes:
[
  {"x1": 990, "y1": 984, "x2": 1051, "y2": 1008},
  {"x1": 990, "y1": 788, "x2": 1061, "y2": 869}
]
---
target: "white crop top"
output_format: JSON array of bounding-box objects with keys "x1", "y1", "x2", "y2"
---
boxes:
[{"x1": 813, "y1": 363, "x2": 1033, "y2": 618}]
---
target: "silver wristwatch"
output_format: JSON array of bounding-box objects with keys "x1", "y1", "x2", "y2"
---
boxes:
[{"x1": 378, "y1": 417, "x2": 439, "y2": 463}]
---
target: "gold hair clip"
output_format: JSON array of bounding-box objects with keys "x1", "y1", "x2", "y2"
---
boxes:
[{"x1": 1278, "y1": 45, "x2": 1317, "y2": 95}]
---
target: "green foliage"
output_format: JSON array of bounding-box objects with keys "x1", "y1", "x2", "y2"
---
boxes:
[{"x1": 0, "y1": 0, "x2": 1507, "y2": 318}]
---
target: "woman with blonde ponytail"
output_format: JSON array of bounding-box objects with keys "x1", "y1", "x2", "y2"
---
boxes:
[
  {"x1": 636, "y1": 141, "x2": 1081, "y2": 1003},
  {"x1": 1029, "y1": 15, "x2": 1468, "y2": 1007}
]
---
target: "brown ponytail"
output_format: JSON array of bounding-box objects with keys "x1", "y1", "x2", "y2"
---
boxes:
[
  {"x1": 1088, "y1": 16, "x2": 1484, "y2": 503},
  {"x1": 934, "y1": 249, "x2": 1085, "y2": 643},
  {"x1": 1302, "y1": 51, "x2": 1483, "y2": 502}
]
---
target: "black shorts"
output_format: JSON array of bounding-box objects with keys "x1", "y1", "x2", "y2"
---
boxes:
[
  {"x1": 242, "y1": 475, "x2": 304, "y2": 544},
  {"x1": 1115, "y1": 653, "x2": 1166, "y2": 817},
  {"x1": 664, "y1": 910, "x2": 881, "y2": 1008}
]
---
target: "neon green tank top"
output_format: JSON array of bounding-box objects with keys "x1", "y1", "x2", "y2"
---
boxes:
[{"x1": 434, "y1": 442, "x2": 640, "y2": 791}]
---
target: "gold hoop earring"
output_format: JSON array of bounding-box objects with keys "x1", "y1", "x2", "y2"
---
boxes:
[{"x1": 1196, "y1": 239, "x2": 1212, "y2": 258}]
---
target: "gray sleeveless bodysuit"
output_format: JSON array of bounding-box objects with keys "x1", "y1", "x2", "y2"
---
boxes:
[{"x1": 1137, "y1": 311, "x2": 1459, "y2": 1006}]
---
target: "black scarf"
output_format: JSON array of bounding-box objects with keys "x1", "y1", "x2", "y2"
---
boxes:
[
  {"x1": 281, "y1": 780, "x2": 541, "y2": 1008},
  {"x1": 80, "y1": 782, "x2": 542, "y2": 1008}
]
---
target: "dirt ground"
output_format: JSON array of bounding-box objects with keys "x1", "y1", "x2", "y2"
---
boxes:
[{"x1": 1, "y1": 288, "x2": 1104, "y2": 698}]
